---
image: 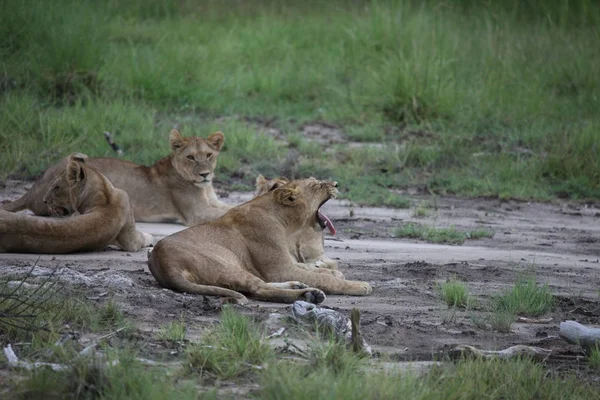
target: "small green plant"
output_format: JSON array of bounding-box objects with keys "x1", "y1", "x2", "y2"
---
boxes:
[
  {"x1": 306, "y1": 336, "x2": 365, "y2": 375},
  {"x1": 394, "y1": 223, "x2": 466, "y2": 245},
  {"x1": 493, "y1": 276, "x2": 555, "y2": 316},
  {"x1": 394, "y1": 224, "x2": 495, "y2": 245},
  {"x1": 589, "y1": 346, "x2": 600, "y2": 370},
  {"x1": 440, "y1": 277, "x2": 470, "y2": 308},
  {"x1": 185, "y1": 307, "x2": 273, "y2": 378},
  {"x1": 157, "y1": 318, "x2": 186, "y2": 344},
  {"x1": 488, "y1": 311, "x2": 515, "y2": 333},
  {"x1": 413, "y1": 204, "x2": 431, "y2": 218},
  {"x1": 97, "y1": 298, "x2": 128, "y2": 330},
  {"x1": 466, "y1": 229, "x2": 495, "y2": 240}
]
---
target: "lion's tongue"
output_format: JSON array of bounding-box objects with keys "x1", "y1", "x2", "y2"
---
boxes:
[{"x1": 318, "y1": 211, "x2": 336, "y2": 236}]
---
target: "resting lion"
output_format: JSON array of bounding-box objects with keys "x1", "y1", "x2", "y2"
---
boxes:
[
  {"x1": 1, "y1": 129, "x2": 232, "y2": 226},
  {"x1": 0, "y1": 153, "x2": 153, "y2": 254},
  {"x1": 148, "y1": 178, "x2": 372, "y2": 304},
  {"x1": 254, "y1": 175, "x2": 342, "y2": 278}
]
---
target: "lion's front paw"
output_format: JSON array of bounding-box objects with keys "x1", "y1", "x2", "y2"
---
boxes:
[
  {"x1": 302, "y1": 289, "x2": 326, "y2": 304},
  {"x1": 142, "y1": 232, "x2": 154, "y2": 247},
  {"x1": 346, "y1": 281, "x2": 372, "y2": 296},
  {"x1": 315, "y1": 258, "x2": 338, "y2": 270},
  {"x1": 289, "y1": 281, "x2": 309, "y2": 290},
  {"x1": 359, "y1": 282, "x2": 372, "y2": 295}
]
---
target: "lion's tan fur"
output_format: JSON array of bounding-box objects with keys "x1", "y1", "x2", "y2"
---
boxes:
[
  {"x1": 0, "y1": 154, "x2": 152, "y2": 254},
  {"x1": 1, "y1": 130, "x2": 232, "y2": 226},
  {"x1": 148, "y1": 178, "x2": 372, "y2": 304}
]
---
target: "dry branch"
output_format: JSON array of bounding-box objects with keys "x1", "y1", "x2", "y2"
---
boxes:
[{"x1": 449, "y1": 345, "x2": 551, "y2": 362}]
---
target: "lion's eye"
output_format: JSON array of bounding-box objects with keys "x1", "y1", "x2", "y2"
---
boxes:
[
  {"x1": 206, "y1": 153, "x2": 213, "y2": 160},
  {"x1": 187, "y1": 155, "x2": 195, "y2": 161},
  {"x1": 53, "y1": 186, "x2": 59, "y2": 191}
]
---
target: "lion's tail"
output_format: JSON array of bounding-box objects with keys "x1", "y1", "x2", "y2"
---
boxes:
[{"x1": 170, "y1": 273, "x2": 247, "y2": 302}]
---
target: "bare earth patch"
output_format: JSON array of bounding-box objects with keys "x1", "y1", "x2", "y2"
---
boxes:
[{"x1": 1, "y1": 182, "x2": 599, "y2": 376}]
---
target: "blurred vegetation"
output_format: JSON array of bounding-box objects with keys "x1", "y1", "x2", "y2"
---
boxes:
[{"x1": 1, "y1": 0, "x2": 599, "y2": 205}]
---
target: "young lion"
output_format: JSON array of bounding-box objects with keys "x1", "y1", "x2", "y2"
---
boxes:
[
  {"x1": 148, "y1": 178, "x2": 372, "y2": 304},
  {"x1": 254, "y1": 174, "x2": 342, "y2": 278},
  {"x1": 0, "y1": 153, "x2": 153, "y2": 254},
  {"x1": 1, "y1": 130, "x2": 232, "y2": 226}
]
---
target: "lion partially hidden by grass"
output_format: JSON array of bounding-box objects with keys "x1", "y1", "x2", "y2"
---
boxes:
[
  {"x1": 148, "y1": 178, "x2": 372, "y2": 304},
  {"x1": 0, "y1": 153, "x2": 152, "y2": 253}
]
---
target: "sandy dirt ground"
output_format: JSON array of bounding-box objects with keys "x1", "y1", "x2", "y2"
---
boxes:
[{"x1": 1, "y1": 180, "x2": 600, "y2": 376}]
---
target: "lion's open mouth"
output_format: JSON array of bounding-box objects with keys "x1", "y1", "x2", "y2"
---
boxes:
[{"x1": 316, "y1": 210, "x2": 336, "y2": 235}]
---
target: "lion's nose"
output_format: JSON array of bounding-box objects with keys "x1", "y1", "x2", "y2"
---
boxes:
[{"x1": 199, "y1": 172, "x2": 209, "y2": 179}]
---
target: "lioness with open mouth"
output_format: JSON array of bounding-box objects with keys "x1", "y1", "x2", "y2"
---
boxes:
[
  {"x1": 254, "y1": 174, "x2": 342, "y2": 278},
  {"x1": 1, "y1": 130, "x2": 232, "y2": 226},
  {"x1": 0, "y1": 153, "x2": 153, "y2": 254},
  {"x1": 148, "y1": 178, "x2": 372, "y2": 304}
]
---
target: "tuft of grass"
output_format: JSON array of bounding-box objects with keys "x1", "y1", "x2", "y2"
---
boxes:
[
  {"x1": 413, "y1": 203, "x2": 431, "y2": 218},
  {"x1": 185, "y1": 307, "x2": 273, "y2": 379},
  {"x1": 306, "y1": 336, "x2": 365, "y2": 375},
  {"x1": 589, "y1": 346, "x2": 600, "y2": 370},
  {"x1": 439, "y1": 277, "x2": 470, "y2": 308},
  {"x1": 394, "y1": 223, "x2": 466, "y2": 245},
  {"x1": 488, "y1": 311, "x2": 515, "y2": 333},
  {"x1": 466, "y1": 229, "x2": 495, "y2": 240},
  {"x1": 493, "y1": 276, "x2": 555, "y2": 317},
  {"x1": 157, "y1": 317, "x2": 186, "y2": 344},
  {"x1": 394, "y1": 223, "x2": 494, "y2": 244}
]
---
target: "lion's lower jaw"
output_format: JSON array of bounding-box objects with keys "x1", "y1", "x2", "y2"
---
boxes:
[{"x1": 193, "y1": 181, "x2": 212, "y2": 188}]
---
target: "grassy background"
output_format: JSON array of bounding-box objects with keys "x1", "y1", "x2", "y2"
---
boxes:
[{"x1": 1, "y1": 0, "x2": 599, "y2": 204}]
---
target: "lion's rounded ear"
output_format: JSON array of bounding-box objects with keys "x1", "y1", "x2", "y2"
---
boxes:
[
  {"x1": 255, "y1": 174, "x2": 267, "y2": 186},
  {"x1": 206, "y1": 131, "x2": 225, "y2": 151},
  {"x1": 169, "y1": 129, "x2": 185, "y2": 151},
  {"x1": 273, "y1": 187, "x2": 299, "y2": 206},
  {"x1": 69, "y1": 152, "x2": 88, "y2": 163},
  {"x1": 66, "y1": 159, "x2": 85, "y2": 186}
]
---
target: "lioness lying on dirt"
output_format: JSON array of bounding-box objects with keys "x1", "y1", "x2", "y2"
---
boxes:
[
  {"x1": 148, "y1": 178, "x2": 372, "y2": 304},
  {"x1": 0, "y1": 153, "x2": 153, "y2": 254},
  {"x1": 2, "y1": 129, "x2": 232, "y2": 226},
  {"x1": 254, "y1": 174, "x2": 342, "y2": 278}
]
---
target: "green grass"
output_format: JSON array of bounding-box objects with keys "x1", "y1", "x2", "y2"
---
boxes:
[
  {"x1": 493, "y1": 276, "x2": 555, "y2": 317},
  {"x1": 394, "y1": 223, "x2": 493, "y2": 245},
  {"x1": 260, "y1": 355, "x2": 599, "y2": 400},
  {"x1": 439, "y1": 277, "x2": 470, "y2": 308},
  {"x1": 589, "y1": 346, "x2": 600, "y2": 370},
  {"x1": 10, "y1": 350, "x2": 208, "y2": 400},
  {"x1": 488, "y1": 311, "x2": 516, "y2": 333},
  {"x1": 185, "y1": 307, "x2": 273, "y2": 379},
  {"x1": 157, "y1": 318, "x2": 186, "y2": 344},
  {"x1": 0, "y1": 275, "x2": 130, "y2": 354},
  {"x1": 1, "y1": 0, "x2": 599, "y2": 205}
]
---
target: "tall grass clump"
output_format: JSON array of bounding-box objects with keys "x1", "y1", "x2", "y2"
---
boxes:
[
  {"x1": 493, "y1": 276, "x2": 555, "y2": 316},
  {"x1": 440, "y1": 277, "x2": 470, "y2": 308},
  {"x1": 185, "y1": 307, "x2": 273, "y2": 379}
]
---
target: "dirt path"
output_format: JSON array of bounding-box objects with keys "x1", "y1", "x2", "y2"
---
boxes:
[{"x1": 1, "y1": 182, "x2": 599, "y2": 364}]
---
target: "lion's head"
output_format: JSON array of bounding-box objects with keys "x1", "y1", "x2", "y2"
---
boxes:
[
  {"x1": 254, "y1": 174, "x2": 289, "y2": 198},
  {"x1": 269, "y1": 177, "x2": 338, "y2": 234},
  {"x1": 42, "y1": 153, "x2": 88, "y2": 216},
  {"x1": 169, "y1": 129, "x2": 225, "y2": 187}
]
